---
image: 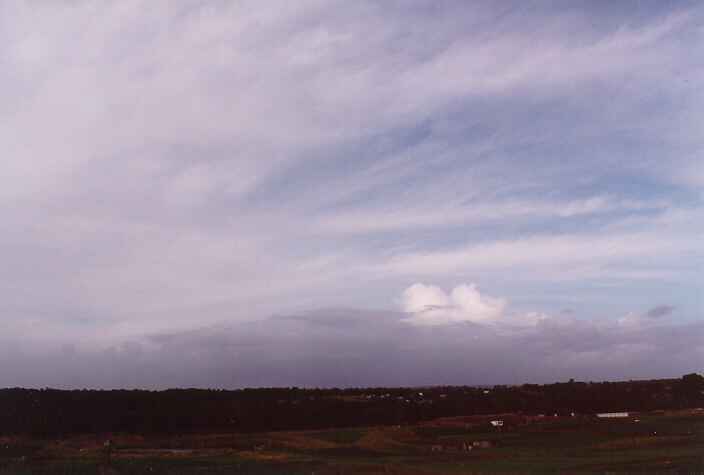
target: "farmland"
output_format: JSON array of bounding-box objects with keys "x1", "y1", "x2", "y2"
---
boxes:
[{"x1": 1, "y1": 409, "x2": 702, "y2": 473}]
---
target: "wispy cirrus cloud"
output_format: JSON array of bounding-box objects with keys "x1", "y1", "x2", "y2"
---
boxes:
[
  {"x1": 373, "y1": 224, "x2": 700, "y2": 279},
  {"x1": 311, "y1": 196, "x2": 637, "y2": 234}
]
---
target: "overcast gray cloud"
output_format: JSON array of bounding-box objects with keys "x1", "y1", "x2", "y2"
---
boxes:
[{"x1": 1, "y1": 1, "x2": 702, "y2": 388}]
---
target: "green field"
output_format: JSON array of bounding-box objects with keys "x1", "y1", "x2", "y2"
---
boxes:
[{"x1": 1, "y1": 410, "x2": 702, "y2": 473}]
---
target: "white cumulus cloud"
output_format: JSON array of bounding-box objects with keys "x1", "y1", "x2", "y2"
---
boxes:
[{"x1": 399, "y1": 283, "x2": 519, "y2": 326}]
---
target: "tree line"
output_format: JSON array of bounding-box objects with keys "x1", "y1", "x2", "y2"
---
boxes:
[{"x1": 0, "y1": 373, "x2": 701, "y2": 438}]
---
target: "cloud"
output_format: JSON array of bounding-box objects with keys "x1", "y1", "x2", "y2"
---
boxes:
[
  {"x1": 645, "y1": 305, "x2": 676, "y2": 318},
  {"x1": 398, "y1": 283, "x2": 551, "y2": 328},
  {"x1": 373, "y1": 214, "x2": 702, "y2": 280},
  {"x1": 311, "y1": 196, "x2": 647, "y2": 234},
  {"x1": 400, "y1": 283, "x2": 510, "y2": 326},
  {"x1": 618, "y1": 304, "x2": 676, "y2": 326}
]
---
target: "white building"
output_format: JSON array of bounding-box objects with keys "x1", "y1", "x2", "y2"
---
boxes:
[{"x1": 596, "y1": 412, "x2": 629, "y2": 418}]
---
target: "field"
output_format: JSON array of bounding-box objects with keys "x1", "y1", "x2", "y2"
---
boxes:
[{"x1": 1, "y1": 410, "x2": 702, "y2": 473}]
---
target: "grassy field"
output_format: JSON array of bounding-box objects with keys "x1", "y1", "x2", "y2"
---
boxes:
[{"x1": 1, "y1": 409, "x2": 702, "y2": 473}]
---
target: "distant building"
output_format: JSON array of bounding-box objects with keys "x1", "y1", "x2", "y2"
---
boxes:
[
  {"x1": 596, "y1": 412, "x2": 629, "y2": 418},
  {"x1": 463, "y1": 440, "x2": 497, "y2": 450},
  {"x1": 429, "y1": 444, "x2": 458, "y2": 451}
]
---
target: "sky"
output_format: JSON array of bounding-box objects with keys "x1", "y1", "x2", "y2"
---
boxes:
[{"x1": 1, "y1": 0, "x2": 702, "y2": 389}]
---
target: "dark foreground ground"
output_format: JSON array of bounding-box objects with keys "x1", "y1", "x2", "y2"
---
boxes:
[{"x1": 1, "y1": 409, "x2": 702, "y2": 473}]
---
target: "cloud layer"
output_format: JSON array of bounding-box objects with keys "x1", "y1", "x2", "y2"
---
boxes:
[{"x1": 2, "y1": 303, "x2": 700, "y2": 389}]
